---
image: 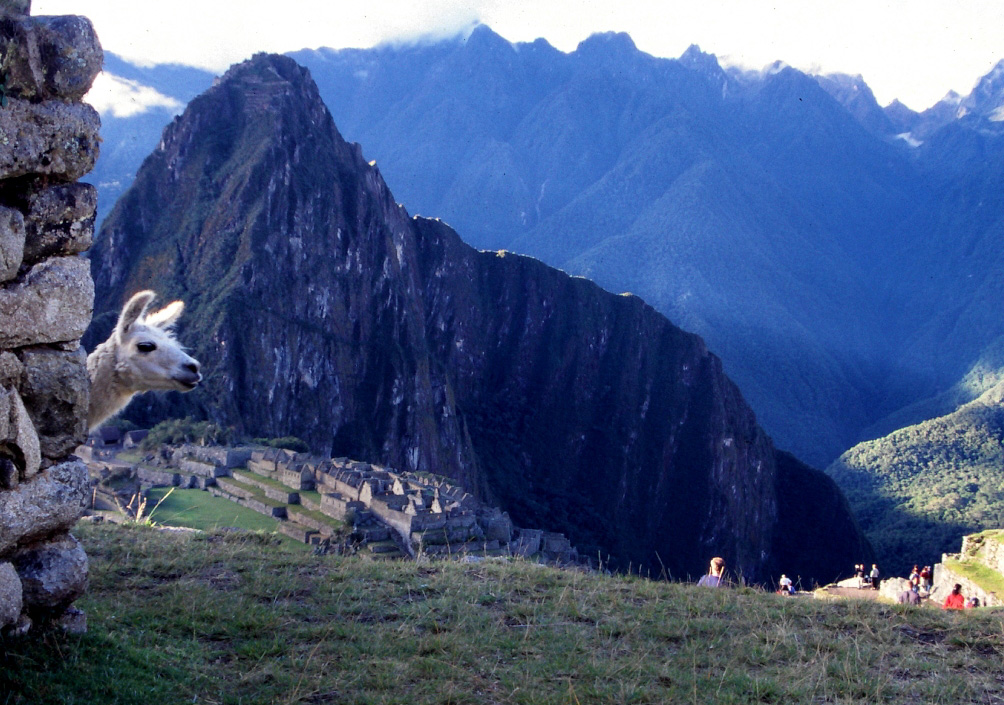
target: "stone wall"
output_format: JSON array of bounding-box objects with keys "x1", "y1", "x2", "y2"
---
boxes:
[
  {"x1": 961, "y1": 531, "x2": 1004, "y2": 577},
  {"x1": 930, "y1": 531, "x2": 1004, "y2": 607},
  {"x1": 931, "y1": 559, "x2": 1002, "y2": 608},
  {"x1": 0, "y1": 0, "x2": 101, "y2": 634}
]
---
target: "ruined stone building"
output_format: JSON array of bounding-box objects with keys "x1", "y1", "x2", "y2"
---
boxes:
[{"x1": 86, "y1": 441, "x2": 579, "y2": 565}]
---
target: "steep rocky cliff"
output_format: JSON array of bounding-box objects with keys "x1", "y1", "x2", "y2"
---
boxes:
[{"x1": 90, "y1": 54, "x2": 870, "y2": 583}]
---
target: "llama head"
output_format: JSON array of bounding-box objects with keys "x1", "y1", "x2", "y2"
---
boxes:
[{"x1": 111, "y1": 290, "x2": 202, "y2": 394}]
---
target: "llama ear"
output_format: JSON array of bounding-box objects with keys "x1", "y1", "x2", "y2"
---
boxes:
[
  {"x1": 145, "y1": 301, "x2": 185, "y2": 329},
  {"x1": 115, "y1": 290, "x2": 156, "y2": 338}
]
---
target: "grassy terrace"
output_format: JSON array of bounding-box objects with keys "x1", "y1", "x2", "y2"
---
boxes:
[
  {"x1": 143, "y1": 489, "x2": 304, "y2": 550},
  {"x1": 298, "y1": 489, "x2": 323, "y2": 506},
  {"x1": 144, "y1": 487, "x2": 285, "y2": 534},
  {"x1": 286, "y1": 502, "x2": 344, "y2": 529},
  {"x1": 232, "y1": 468, "x2": 295, "y2": 493},
  {"x1": 945, "y1": 559, "x2": 1004, "y2": 599},
  {"x1": 216, "y1": 477, "x2": 287, "y2": 510},
  {"x1": 3, "y1": 522, "x2": 1004, "y2": 704}
]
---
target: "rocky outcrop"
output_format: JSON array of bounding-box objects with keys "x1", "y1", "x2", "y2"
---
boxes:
[
  {"x1": 931, "y1": 532, "x2": 1004, "y2": 607},
  {"x1": 89, "y1": 54, "x2": 870, "y2": 584},
  {"x1": 0, "y1": 0, "x2": 101, "y2": 633}
]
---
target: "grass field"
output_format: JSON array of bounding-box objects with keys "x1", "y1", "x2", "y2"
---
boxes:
[
  {"x1": 3, "y1": 522, "x2": 1004, "y2": 704},
  {"x1": 144, "y1": 487, "x2": 285, "y2": 533}
]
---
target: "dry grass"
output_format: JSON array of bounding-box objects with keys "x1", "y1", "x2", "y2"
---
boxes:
[{"x1": 3, "y1": 522, "x2": 1004, "y2": 704}]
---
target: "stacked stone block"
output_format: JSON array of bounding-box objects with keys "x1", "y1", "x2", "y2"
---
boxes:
[
  {"x1": 0, "y1": 0, "x2": 101, "y2": 634},
  {"x1": 931, "y1": 532, "x2": 1004, "y2": 607}
]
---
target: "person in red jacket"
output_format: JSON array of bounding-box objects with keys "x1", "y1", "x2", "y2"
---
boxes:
[{"x1": 942, "y1": 583, "x2": 966, "y2": 610}]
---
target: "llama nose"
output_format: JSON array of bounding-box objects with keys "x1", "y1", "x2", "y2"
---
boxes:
[{"x1": 185, "y1": 361, "x2": 200, "y2": 374}]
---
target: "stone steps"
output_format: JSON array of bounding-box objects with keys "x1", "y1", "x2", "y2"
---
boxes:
[
  {"x1": 215, "y1": 477, "x2": 257, "y2": 501},
  {"x1": 209, "y1": 481, "x2": 288, "y2": 519},
  {"x1": 231, "y1": 470, "x2": 300, "y2": 504},
  {"x1": 298, "y1": 491, "x2": 322, "y2": 512},
  {"x1": 364, "y1": 540, "x2": 406, "y2": 560},
  {"x1": 286, "y1": 506, "x2": 342, "y2": 537},
  {"x1": 411, "y1": 525, "x2": 483, "y2": 547},
  {"x1": 278, "y1": 521, "x2": 319, "y2": 544}
]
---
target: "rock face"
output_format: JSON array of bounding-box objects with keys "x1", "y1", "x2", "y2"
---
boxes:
[
  {"x1": 0, "y1": 2, "x2": 101, "y2": 633},
  {"x1": 90, "y1": 54, "x2": 870, "y2": 583}
]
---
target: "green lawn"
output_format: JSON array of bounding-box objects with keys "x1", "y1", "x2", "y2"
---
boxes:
[{"x1": 144, "y1": 487, "x2": 283, "y2": 533}]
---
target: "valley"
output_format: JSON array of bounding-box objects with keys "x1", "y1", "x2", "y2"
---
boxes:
[{"x1": 83, "y1": 29, "x2": 1004, "y2": 582}]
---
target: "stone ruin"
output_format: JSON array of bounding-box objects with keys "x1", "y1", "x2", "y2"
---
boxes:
[
  {"x1": 928, "y1": 532, "x2": 1004, "y2": 607},
  {"x1": 867, "y1": 531, "x2": 1004, "y2": 607},
  {"x1": 81, "y1": 441, "x2": 580, "y2": 565},
  {"x1": 0, "y1": 0, "x2": 102, "y2": 634}
]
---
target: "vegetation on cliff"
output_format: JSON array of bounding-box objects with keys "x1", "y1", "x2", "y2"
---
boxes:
[
  {"x1": 2, "y1": 522, "x2": 1002, "y2": 704},
  {"x1": 828, "y1": 383, "x2": 1004, "y2": 575}
]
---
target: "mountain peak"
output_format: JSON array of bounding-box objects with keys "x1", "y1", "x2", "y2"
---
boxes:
[
  {"x1": 575, "y1": 31, "x2": 638, "y2": 58},
  {"x1": 962, "y1": 59, "x2": 1004, "y2": 122},
  {"x1": 679, "y1": 44, "x2": 723, "y2": 74},
  {"x1": 463, "y1": 24, "x2": 514, "y2": 52},
  {"x1": 814, "y1": 72, "x2": 894, "y2": 136}
]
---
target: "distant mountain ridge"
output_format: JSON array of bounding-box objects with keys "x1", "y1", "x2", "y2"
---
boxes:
[
  {"x1": 88, "y1": 32, "x2": 1004, "y2": 470},
  {"x1": 86, "y1": 53, "x2": 871, "y2": 584},
  {"x1": 285, "y1": 31, "x2": 1004, "y2": 467}
]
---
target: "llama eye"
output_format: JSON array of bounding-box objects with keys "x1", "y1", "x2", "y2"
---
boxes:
[{"x1": 136, "y1": 342, "x2": 157, "y2": 353}]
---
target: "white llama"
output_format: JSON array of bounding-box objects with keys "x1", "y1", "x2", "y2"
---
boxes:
[{"x1": 86, "y1": 290, "x2": 202, "y2": 429}]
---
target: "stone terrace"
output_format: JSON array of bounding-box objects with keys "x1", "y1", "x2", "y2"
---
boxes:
[{"x1": 82, "y1": 442, "x2": 580, "y2": 565}]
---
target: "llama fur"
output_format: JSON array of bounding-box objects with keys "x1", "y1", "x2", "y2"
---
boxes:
[{"x1": 86, "y1": 290, "x2": 202, "y2": 429}]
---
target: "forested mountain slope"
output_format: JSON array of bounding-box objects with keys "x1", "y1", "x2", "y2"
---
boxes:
[{"x1": 828, "y1": 382, "x2": 1004, "y2": 574}]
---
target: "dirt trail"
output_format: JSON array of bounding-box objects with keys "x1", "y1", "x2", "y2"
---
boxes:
[{"x1": 816, "y1": 586, "x2": 882, "y2": 601}]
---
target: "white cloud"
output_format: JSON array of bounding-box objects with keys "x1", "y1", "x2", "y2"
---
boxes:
[
  {"x1": 85, "y1": 73, "x2": 184, "y2": 118},
  {"x1": 34, "y1": 0, "x2": 1004, "y2": 111}
]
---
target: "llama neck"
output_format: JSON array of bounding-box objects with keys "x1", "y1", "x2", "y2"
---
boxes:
[{"x1": 86, "y1": 340, "x2": 137, "y2": 429}]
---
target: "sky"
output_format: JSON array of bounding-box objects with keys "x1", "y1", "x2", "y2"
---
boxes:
[{"x1": 33, "y1": 0, "x2": 1004, "y2": 112}]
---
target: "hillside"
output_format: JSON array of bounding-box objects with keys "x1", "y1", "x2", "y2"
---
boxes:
[
  {"x1": 285, "y1": 30, "x2": 1004, "y2": 469},
  {"x1": 90, "y1": 37, "x2": 1004, "y2": 469},
  {"x1": 85, "y1": 53, "x2": 870, "y2": 584},
  {"x1": 828, "y1": 382, "x2": 1004, "y2": 575},
  {"x1": 3, "y1": 522, "x2": 1003, "y2": 705},
  {"x1": 289, "y1": 31, "x2": 916, "y2": 467},
  {"x1": 85, "y1": 54, "x2": 215, "y2": 225}
]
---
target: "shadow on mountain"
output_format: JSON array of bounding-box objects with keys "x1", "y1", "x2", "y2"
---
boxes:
[{"x1": 827, "y1": 464, "x2": 975, "y2": 579}]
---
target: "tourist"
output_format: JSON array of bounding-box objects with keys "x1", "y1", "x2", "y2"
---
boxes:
[
  {"x1": 855, "y1": 563, "x2": 866, "y2": 588},
  {"x1": 697, "y1": 556, "x2": 726, "y2": 587},
  {"x1": 897, "y1": 588, "x2": 921, "y2": 605},
  {"x1": 870, "y1": 563, "x2": 881, "y2": 590},
  {"x1": 778, "y1": 574, "x2": 793, "y2": 595},
  {"x1": 967, "y1": 597, "x2": 981, "y2": 609},
  {"x1": 942, "y1": 583, "x2": 966, "y2": 610},
  {"x1": 909, "y1": 565, "x2": 920, "y2": 584},
  {"x1": 920, "y1": 566, "x2": 932, "y2": 590}
]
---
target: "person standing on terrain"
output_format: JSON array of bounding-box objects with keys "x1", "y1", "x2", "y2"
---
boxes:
[
  {"x1": 942, "y1": 583, "x2": 966, "y2": 610},
  {"x1": 870, "y1": 564, "x2": 881, "y2": 590},
  {"x1": 920, "y1": 565, "x2": 932, "y2": 590},
  {"x1": 697, "y1": 557, "x2": 726, "y2": 587}
]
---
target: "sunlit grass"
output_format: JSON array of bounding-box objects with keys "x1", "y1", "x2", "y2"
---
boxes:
[
  {"x1": 144, "y1": 486, "x2": 284, "y2": 533},
  {"x1": 2, "y1": 522, "x2": 1004, "y2": 704}
]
